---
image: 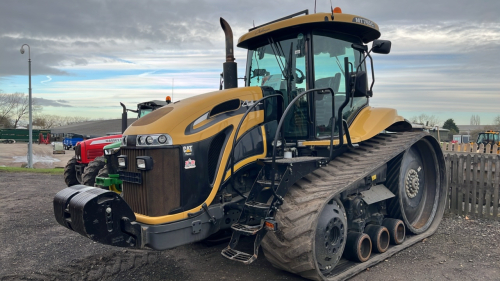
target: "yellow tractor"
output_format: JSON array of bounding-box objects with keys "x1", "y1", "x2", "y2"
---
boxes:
[
  {"x1": 476, "y1": 130, "x2": 500, "y2": 152},
  {"x1": 54, "y1": 8, "x2": 447, "y2": 280}
]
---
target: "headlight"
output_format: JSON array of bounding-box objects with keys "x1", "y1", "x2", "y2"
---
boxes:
[
  {"x1": 158, "y1": 135, "x2": 167, "y2": 144},
  {"x1": 104, "y1": 147, "x2": 120, "y2": 155},
  {"x1": 117, "y1": 155, "x2": 127, "y2": 168},
  {"x1": 137, "y1": 159, "x2": 146, "y2": 169},
  {"x1": 136, "y1": 134, "x2": 173, "y2": 147},
  {"x1": 136, "y1": 156, "x2": 153, "y2": 171}
]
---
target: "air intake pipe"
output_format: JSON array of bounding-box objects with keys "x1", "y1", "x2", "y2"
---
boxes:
[{"x1": 220, "y1": 18, "x2": 238, "y2": 89}]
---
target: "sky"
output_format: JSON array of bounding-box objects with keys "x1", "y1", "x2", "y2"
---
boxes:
[{"x1": 0, "y1": 0, "x2": 499, "y2": 125}]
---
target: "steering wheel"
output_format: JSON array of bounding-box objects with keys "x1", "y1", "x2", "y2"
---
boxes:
[{"x1": 295, "y1": 68, "x2": 305, "y2": 84}]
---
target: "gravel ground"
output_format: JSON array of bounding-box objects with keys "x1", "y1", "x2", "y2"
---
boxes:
[{"x1": 1, "y1": 171, "x2": 499, "y2": 281}]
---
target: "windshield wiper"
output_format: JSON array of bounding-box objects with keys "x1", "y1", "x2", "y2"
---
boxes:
[{"x1": 267, "y1": 37, "x2": 287, "y2": 79}]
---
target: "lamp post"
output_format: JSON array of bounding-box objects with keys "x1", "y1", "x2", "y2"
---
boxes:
[{"x1": 20, "y1": 44, "x2": 33, "y2": 169}]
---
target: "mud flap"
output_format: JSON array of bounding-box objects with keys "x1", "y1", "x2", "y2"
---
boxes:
[{"x1": 53, "y1": 185, "x2": 141, "y2": 248}]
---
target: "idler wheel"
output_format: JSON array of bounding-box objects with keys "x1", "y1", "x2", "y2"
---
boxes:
[
  {"x1": 364, "y1": 225, "x2": 390, "y2": 253},
  {"x1": 343, "y1": 232, "x2": 372, "y2": 262}
]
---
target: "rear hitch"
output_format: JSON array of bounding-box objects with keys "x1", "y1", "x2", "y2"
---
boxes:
[{"x1": 53, "y1": 185, "x2": 142, "y2": 248}]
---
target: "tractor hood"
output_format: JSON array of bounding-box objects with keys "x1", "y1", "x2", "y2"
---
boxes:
[{"x1": 123, "y1": 86, "x2": 266, "y2": 145}]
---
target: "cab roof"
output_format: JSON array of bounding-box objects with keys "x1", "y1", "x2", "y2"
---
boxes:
[{"x1": 237, "y1": 12, "x2": 381, "y2": 49}]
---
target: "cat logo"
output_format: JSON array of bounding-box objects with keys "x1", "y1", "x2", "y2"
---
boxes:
[{"x1": 183, "y1": 145, "x2": 193, "y2": 156}]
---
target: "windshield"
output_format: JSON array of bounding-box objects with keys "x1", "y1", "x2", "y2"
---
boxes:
[
  {"x1": 246, "y1": 31, "x2": 368, "y2": 139},
  {"x1": 313, "y1": 32, "x2": 367, "y2": 138},
  {"x1": 247, "y1": 33, "x2": 308, "y2": 138},
  {"x1": 139, "y1": 109, "x2": 152, "y2": 118},
  {"x1": 477, "y1": 133, "x2": 499, "y2": 143}
]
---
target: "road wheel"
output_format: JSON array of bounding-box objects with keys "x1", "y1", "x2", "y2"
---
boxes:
[
  {"x1": 82, "y1": 157, "x2": 106, "y2": 187},
  {"x1": 95, "y1": 166, "x2": 122, "y2": 194},
  {"x1": 386, "y1": 138, "x2": 442, "y2": 234},
  {"x1": 63, "y1": 156, "x2": 79, "y2": 186}
]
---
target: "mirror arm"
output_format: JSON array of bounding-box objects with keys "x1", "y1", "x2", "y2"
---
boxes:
[{"x1": 367, "y1": 51, "x2": 375, "y2": 96}]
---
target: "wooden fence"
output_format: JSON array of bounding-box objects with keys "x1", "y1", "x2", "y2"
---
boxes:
[
  {"x1": 445, "y1": 152, "x2": 500, "y2": 219},
  {"x1": 441, "y1": 142, "x2": 499, "y2": 154}
]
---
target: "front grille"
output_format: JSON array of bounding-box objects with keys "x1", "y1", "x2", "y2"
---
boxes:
[
  {"x1": 121, "y1": 147, "x2": 181, "y2": 217},
  {"x1": 119, "y1": 171, "x2": 142, "y2": 184},
  {"x1": 75, "y1": 144, "x2": 81, "y2": 160},
  {"x1": 87, "y1": 148, "x2": 103, "y2": 160}
]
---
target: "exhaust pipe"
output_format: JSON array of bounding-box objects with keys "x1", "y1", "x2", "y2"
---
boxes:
[
  {"x1": 382, "y1": 218, "x2": 406, "y2": 245},
  {"x1": 343, "y1": 232, "x2": 372, "y2": 262},
  {"x1": 120, "y1": 102, "x2": 127, "y2": 133},
  {"x1": 220, "y1": 18, "x2": 238, "y2": 89},
  {"x1": 364, "y1": 225, "x2": 390, "y2": 253}
]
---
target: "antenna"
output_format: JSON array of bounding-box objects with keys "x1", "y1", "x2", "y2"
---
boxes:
[
  {"x1": 314, "y1": 0, "x2": 316, "y2": 13},
  {"x1": 330, "y1": 0, "x2": 333, "y2": 12},
  {"x1": 253, "y1": 20, "x2": 255, "y2": 27}
]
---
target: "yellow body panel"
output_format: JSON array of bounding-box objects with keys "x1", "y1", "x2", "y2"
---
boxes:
[
  {"x1": 125, "y1": 87, "x2": 268, "y2": 225},
  {"x1": 124, "y1": 86, "x2": 264, "y2": 142},
  {"x1": 238, "y1": 12, "x2": 380, "y2": 48},
  {"x1": 303, "y1": 106, "x2": 404, "y2": 146}
]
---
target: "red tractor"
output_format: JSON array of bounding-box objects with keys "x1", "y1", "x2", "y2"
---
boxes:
[{"x1": 64, "y1": 100, "x2": 168, "y2": 186}]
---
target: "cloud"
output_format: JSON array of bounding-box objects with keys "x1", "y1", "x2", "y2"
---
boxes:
[
  {"x1": 40, "y1": 76, "x2": 52, "y2": 84},
  {"x1": 33, "y1": 97, "x2": 72, "y2": 107}
]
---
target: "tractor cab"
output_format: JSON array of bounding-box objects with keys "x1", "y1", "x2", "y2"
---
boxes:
[
  {"x1": 136, "y1": 100, "x2": 169, "y2": 118},
  {"x1": 238, "y1": 9, "x2": 392, "y2": 143},
  {"x1": 477, "y1": 131, "x2": 500, "y2": 146}
]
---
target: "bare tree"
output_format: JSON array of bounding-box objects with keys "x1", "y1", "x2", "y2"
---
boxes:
[
  {"x1": 410, "y1": 114, "x2": 441, "y2": 127},
  {"x1": 33, "y1": 114, "x2": 91, "y2": 129},
  {"x1": 10, "y1": 93, "x2": 29, "y2": 128},
  {"x1": 0, "y1": 92, "x2": 16, "y2": 125},
  {"x1": 470, "y1": 114, "x2": 480, "y2": 125},
  {"x1": 0, "y1": 92, "x2": 42, "y2": 128},
  {"x1": 493, "y1": 115, "x2": 500, "y2": 130}
]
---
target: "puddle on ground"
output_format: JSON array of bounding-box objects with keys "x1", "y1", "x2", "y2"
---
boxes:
[{"x1": 13, "y1": 154, "x2": 61, "y2": 166}]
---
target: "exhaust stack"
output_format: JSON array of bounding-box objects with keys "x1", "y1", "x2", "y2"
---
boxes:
[
  {"x1": 120, "y1": 102, "x2": 127, "y2": 133},
  {"x1": 220, "y1": 18, "x2": 238, "y2": 89}
]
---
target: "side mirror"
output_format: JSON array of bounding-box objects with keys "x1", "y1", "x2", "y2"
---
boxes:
[
  {"x1": 353, "y1": 71, "x2": 368, "y2": 97},
  {"x1": 372, "y1": 40, "x2": 391, "y2": 54}
]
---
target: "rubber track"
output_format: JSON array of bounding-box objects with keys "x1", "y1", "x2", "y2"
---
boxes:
[
  {"x1": 261, "y1": 131, "x2": 436, "y2": 281},
  {"x1": 82, "y1": 157, "x2": 106, "y2": 187},
  {"x1": 64, "y1": 156, "x2": 79, "y2": 187}
]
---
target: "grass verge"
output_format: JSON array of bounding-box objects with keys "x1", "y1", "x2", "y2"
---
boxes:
[{"x1": 0, "y1": 166, "x2": 64, "y2": 174}]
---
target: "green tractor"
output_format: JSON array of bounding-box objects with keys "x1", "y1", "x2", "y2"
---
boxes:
[
  {"x1": 95, "y1": 141, "x2": 123, "y2": 193},
  {"x1": 94, "y1": 98, "x2": 172, "y2": 192}
]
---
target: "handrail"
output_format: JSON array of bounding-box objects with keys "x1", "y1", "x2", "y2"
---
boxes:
[
  {"x1": 229, "y1": 93, "x2": 284, "y2": 199},
  {"x1": 336, "y1": 57, "x2": 352, "y2": 149},
  {"x1": 271, "y1": 87, "x2": 335, "y2": 204}
]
